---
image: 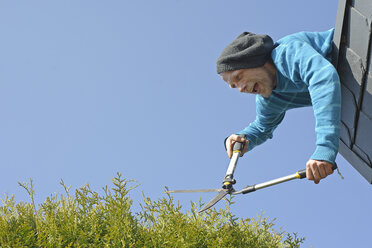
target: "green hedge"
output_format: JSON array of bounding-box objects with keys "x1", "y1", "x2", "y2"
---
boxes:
[{"x1": 0, "y1": 173, "x2": 304, "y2": 247}]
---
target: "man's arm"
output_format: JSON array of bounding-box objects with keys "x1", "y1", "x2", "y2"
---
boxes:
[
  {"x1": 273, "y1": 40, "x2": 341, "y2": 183},
  {"x1": 238, "y1": 110, "x2": 285, "y2": 152},
  {"x1": 296, "y1": 43, "x2": 340, "y2": 163},
  {"x1": 225, "y1": 109, "x2": 285, "y2": 158}
]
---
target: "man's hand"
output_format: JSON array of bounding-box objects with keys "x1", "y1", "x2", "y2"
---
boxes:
[
  {"x1": 306, "y1": 159, "x2": 334, "y2": 184},
  {"x1": 225, "y1": 134, "x2": 249, "y2": 158}
]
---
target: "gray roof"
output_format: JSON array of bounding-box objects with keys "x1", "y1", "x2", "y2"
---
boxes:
[{"x1": 333, "y1": 0, "x2": 372, "y2": 183}]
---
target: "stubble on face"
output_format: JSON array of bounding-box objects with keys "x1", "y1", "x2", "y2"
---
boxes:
[{"x1": 220, "y1": 62, "x2": 277, "y2": 98}]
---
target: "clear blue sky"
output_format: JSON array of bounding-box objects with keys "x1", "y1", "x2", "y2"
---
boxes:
[{"x1": 0, "y1": 1, "x2": 371, "y2": 247}]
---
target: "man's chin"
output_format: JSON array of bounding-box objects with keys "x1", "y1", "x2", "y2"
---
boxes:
[{"x1": 260, "y1": 92, "x2": 271, "y2": 98}]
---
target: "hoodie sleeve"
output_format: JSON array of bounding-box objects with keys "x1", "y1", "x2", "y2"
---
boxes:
[
  {"x1": 272, "y1": 40, "x2": 341, "y2": 164},
  {"x1": 238, "y1": 97, "x2": 286, "y2": 152}
]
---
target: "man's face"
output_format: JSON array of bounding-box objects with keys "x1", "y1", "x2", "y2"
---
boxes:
[{"x1": 220, "y1": 62, "x2": 277, "y2": 98}]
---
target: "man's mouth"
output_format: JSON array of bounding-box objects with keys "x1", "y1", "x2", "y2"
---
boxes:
[{"x1": 252, "y1": 83, "x2": 259, "y2": 93}]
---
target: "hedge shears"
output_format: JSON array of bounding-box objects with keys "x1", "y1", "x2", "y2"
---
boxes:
[{"x1": 166, "y1": 134, "x2": 338, "y2": 213}]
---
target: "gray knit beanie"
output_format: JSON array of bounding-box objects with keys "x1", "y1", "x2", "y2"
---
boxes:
[{"x1": 216, "y1": 32, "x2": 274, "y2": 74}]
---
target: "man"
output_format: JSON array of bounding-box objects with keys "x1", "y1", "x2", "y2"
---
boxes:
[{"x1": 217, "y1": 29, "x2": 341, "y2": 184}]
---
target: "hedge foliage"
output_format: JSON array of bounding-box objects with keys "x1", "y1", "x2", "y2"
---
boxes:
[{"x1": 0, "y1": 173, "x2": 304, "y2": 247}]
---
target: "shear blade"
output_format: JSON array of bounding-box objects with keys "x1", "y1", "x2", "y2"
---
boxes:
[
  {"x1": 198, "y1": 189, "x2": 230, "y2": 213},
  {"x1": 165, "y1": 188, "x2": 223, "y2": 193}
]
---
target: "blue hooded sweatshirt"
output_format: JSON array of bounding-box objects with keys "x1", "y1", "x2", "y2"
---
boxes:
[{"x1": 238, "y1": 29, "x2": 341, "y2": 164}]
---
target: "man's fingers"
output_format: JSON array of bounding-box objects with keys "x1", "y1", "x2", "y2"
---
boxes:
[
  {"x1": 325, "y1": 163, "x2": 334, "y2": 175},
  {"x1": 231, "y1": 135, "x2": 247, "y2": 157},
  {"x1": 230, "y1": 134, "x2": 246, "y2": 143},
  {"x1": 227, "y1": 148, "x2": 232, "y2": 159},
  {"x1": 226, "y1": 134, "x2": 248, "y2": 158},
  {"x1": 318, "y1": 163, "x2": 327, "y2": 179},
  {"x1": 309, "y1": 162, "x2": 321, "y2": 184},
  {"x1": 226, "y1": 136, "x2": 234, "y2": 158},
  {"x1": 306, "y1": 164, "x2": 314, "y2": 181},
  {"x1": 306, "y1": 160, "x2": 336, "y2": 184},
  {"x1": 240, "y1": 140, "x2": 249, "y2": 157}
]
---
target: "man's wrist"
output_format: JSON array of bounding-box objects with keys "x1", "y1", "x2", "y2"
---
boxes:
[{"x1": 311, "y1": 145, "x2": 337, "y2": 165}]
